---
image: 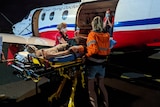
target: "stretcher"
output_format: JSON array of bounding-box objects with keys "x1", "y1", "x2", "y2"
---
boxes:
[
  {"x1": 11, "y1": 51, "x2": 82, "y2": 78},
  {"x1": 11, "y1": 51, "x2": 86, "y2": 107}
]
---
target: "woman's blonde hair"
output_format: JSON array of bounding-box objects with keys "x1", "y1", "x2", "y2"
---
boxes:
[
  {"x1": 91, "y1": 16, "x2": 103, "y2": 32},
  {"x1": 57, "y1": 22, "x2": 67, "y2": 30}
]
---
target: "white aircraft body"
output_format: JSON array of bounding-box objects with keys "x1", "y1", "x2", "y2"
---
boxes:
[
  {"x1": 1, "y1": 0, "x2": 160, "y2": 61},
  {"x1": 11, "y1": 0, "x2": 160, "y2": 48}
]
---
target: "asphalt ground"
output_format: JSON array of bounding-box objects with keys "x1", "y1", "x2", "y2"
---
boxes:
[{"x1": 1, "y1": 43, "x2": 160, "y2": 107}]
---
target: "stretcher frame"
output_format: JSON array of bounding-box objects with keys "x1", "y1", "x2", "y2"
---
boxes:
[{"x1": 11, "y1": 54, "x2": 86, "y2": 107}]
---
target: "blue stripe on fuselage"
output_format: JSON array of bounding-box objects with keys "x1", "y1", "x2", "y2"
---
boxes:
[
  {"x1": 114, "y1": 17, "x2": 160, "y2": 27},
  {"x1": 39, "y1": 24, "x2": 76, "y2": 31}
]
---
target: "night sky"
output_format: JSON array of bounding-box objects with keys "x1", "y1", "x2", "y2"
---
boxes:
[{"x1": 0, "y1": 0, "x2": 79, "y2": 32}]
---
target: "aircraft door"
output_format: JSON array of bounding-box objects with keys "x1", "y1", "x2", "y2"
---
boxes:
[
  {"x1": 76, "y1": 0, "x2": 118, "y2": 35},
  {"x1": 32, "y1": 10, "x2": 42, "y2": 37}
]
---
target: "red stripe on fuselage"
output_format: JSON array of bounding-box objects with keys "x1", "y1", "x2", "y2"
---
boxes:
[
  {"x1": 113, "y1": 29, "x2": 160, "y2": 49},
  {"x1": 39, "y1": 30, "x2": 75, "y2": 41}
]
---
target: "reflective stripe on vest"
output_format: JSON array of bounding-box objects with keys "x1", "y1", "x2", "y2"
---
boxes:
[
  {"x1": 87, "y1": 40, "x2": 109, "y2": 52},
  {"x1": 87, "y1": 40, "x2": 96, "y2": 46}
]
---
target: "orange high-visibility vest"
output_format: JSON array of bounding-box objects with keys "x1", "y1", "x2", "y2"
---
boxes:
[{"x1": 86, "y1": 31, "x2": 110, "y2": 57}]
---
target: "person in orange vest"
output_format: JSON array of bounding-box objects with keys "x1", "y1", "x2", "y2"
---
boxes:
[{"x1": 82, "y1": 16, "x2": 110, "y2": 107}]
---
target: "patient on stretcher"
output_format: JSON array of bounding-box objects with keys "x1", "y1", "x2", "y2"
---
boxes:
[
  {"x1": 27, "y1": 43, "x2": 84, "y2": 59},
  {"x1": 15, "y1": 38, "x2": 116, "y2": 63},
  {"x1": 42, "y1": 45, "x2": 85, "y2": 59}
]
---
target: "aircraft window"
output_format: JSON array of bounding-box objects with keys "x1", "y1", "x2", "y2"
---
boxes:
[
  {"x1": 62, "y1": 10, "x2": 68, "y2": 20},
  {"x1": 49, "y1": 12, "x2": 55, "y2": 20},
  {"x1": 41, "y1": 13, "x2": 46, "y2": 21}
]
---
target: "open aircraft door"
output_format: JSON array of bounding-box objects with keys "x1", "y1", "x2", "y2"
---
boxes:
[
  {"x1": 32, "y1": 9, "x2": 42, "y2": 37},
  {"x1": 76, "y1": 0, "x2": 118, "y2": 36}
]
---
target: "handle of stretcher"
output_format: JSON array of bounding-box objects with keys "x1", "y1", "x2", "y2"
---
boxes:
[{"x1": 27, "y1": 53, "x2": 50, "y2": 68}]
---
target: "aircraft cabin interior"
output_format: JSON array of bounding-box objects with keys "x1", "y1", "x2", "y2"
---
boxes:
[{"x1": 76, "y1": 0, "x2": 118, "y2": 37}]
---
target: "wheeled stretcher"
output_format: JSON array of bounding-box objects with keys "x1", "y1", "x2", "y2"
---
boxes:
[
  {"x1": 11, "y1": 51, "x2": 86, "y2": 107},
  {"x1": 11, "y1": 51, "x2": 82, "y2": 78}
]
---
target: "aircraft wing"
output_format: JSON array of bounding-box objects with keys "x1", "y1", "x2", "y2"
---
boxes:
[{"x1": 0, "y1": 33, "x2": 56, "y2": 47}]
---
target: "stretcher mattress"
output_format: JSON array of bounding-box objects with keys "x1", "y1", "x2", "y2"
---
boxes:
[
  {"x1": 48, "y1": 54, "x2": 75, "y2": 62},
  {"x1": 48, "y1": 53, "x2": 81, "y2": 62},
  {"x1": 15, "y1": 51, "x2": 81, "y2": 63}
]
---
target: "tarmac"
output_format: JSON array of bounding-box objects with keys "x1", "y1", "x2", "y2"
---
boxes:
[
  {"x1": 1, "y1": 63, "x2": 160, "y2": 107},
  {"x1": 1, "y1": 43, "x2": 160, "y2": 107}
]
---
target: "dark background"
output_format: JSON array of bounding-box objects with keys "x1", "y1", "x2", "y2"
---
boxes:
[{"x1": 0, "y1": 0, "x2": 79, "y2": 33}]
